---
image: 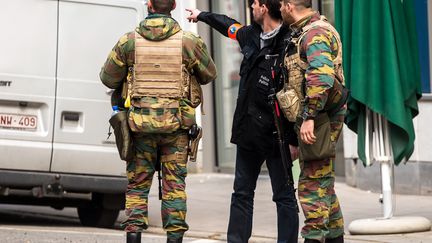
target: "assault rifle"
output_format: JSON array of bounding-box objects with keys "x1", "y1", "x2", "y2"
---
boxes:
[{"x1": 265, "y1": 54, "x2": 295, "y2": 187}]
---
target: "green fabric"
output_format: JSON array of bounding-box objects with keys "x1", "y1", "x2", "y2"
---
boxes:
[{"x1": 335, "y1": 0, "x2": 422, "y2": 165}]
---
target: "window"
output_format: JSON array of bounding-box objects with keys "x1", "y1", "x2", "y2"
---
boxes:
[
  {"x1": 319, "y1": 0, "x2": 335, "y2": 24},
  {"x1": 211, "y1": 0, "x2": 246, "y2": 169},
  {"x1": 418, "y1": 0, "x2": 431, "y2": 93}
]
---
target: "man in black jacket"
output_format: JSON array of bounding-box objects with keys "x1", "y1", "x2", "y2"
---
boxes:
[{"x1": 187, "y1": 1, "x2": 299, "y2": 242}]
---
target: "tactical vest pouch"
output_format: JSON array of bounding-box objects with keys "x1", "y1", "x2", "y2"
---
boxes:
[
  {"x1": 296, "y1": 112, "x2": 335, "y2": 161},
  {"x1": 277, "y1": 88, "x2": 300, "y2": 122},
  {"x1": 128, "y1": 97, "x2": 181, "y2": 134},
  {"x1": 188, "y1": 75, "x2": 202, "y2": 108},
  {"x1": 325, "y1": 78, "x2": 350, "y2": 116},
  {"x1": 181, "y1": 67, "x2": 202, "y2": 109},
  {"x1": 179, "y1": 99, "x2": 196, "y2": 129},
  {"x1": 109, "y1": 111, "x2": 135, "y2": 161},
  {"x1": 277, "y1": 53, "x2": 305, "y2": 122}
]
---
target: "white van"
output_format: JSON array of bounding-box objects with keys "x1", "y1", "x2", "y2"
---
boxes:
[{"x1": 0, "y1": 0, "x2": 148, "y2": 227}]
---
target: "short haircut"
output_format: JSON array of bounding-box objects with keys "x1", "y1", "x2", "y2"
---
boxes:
[
  {"x1": 258, "y1": 0, "x2": 282, "y2": 20},
  {"x1": 283, "y1": 0, "x2": 312, "y2": 8},
  {"x1": 150, "y1": 0, "x2": 175, "y2": 15}
]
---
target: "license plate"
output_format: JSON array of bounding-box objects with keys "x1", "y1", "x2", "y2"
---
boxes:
[{"x1": 0, "y1": 113, "x2": 38, "y2": 130}]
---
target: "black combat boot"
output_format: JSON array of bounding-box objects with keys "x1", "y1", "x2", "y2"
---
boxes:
[
  {"x1": 326, "y1": 235, "x2": 344, "y2": 243},
  {"x1": 304, "y1": 239, "x2": 321, "y2": 243},
  {"x1": 166, "y1": 237, "x2": 183, "y2": 243},
  {"x1": 126, "y1": 232, "x2": 141, "y2": 243}
]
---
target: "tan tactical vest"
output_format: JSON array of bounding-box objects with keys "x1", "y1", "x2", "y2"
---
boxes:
[
  {"x1": 126, "y1": 31, "x2": 204, "y2": 134},
  {"x1": 126, "y1": 30, "x2": 203, "y2": 112},
  {"x1": 131, "y1": 31, "x2": 188, "y2": 99},
  {"x1": 277, "y1": 16, "x2": 344, "y2": 122}
]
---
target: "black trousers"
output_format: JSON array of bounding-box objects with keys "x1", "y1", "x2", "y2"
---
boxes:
[{"x1": 227, "y1": 145, "x2": 299, "y2": 243}]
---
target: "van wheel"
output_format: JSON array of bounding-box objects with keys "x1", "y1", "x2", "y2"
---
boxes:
[{"x1": 77, "y1": 204, "x2": 119, "y2": 228}]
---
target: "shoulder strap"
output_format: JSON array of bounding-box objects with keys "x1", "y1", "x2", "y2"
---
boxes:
[{"x1": 296, "y1": 16, "x2": 343, "y2": 69}]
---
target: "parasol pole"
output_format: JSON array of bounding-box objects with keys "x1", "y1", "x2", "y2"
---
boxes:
[
  {"x1": 373, "y1": 111, "x2": 394, "y2": 219},
  {"x1": 348, "y1": 107, "x2": 431, "y2": 235}
]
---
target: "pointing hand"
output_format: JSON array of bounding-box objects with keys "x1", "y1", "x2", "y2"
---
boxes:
[{"x1": 186, "y1": 8, "x2": 201, "y2": 23}]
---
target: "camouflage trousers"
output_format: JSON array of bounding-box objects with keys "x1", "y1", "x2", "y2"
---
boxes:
[
  {"x1": 298, "y1": 106, "x2": 347, "y2": 241},
  {"x1": 121, "y1": 130, "x2": 189, "y2": 240}
]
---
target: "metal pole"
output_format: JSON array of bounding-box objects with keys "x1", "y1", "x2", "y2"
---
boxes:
[
  {"x1": 381, "y1": 160, "x2": 393, "y2": 219},
  {"x1": 372, "y1": 112, "x2": 380, "y2": 161},
  {"x1": 376, "y1": 113, "x2": 394, "y2": 219},
  {"x1": 367, "y1": 108, "x2": 394, "y2": 219},
  {"x1": 349, "y1": 109, "x2": 431, "y2": 235},
  {"x1": 364, "y1": 108, "x2": 373, "y2": 166}
]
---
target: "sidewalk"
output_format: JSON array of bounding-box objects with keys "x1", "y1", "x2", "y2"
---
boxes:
[{"x1": 118, "y1": 173, "x2": 432, "y2": 243}]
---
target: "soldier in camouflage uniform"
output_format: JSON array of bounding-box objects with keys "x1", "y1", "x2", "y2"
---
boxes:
[
  {"x1": 280, "y1": 1, "x2": 347, "y2": 243},
  {"x1": 100, "y1": 1, "x2": 217, "y2": 243}
]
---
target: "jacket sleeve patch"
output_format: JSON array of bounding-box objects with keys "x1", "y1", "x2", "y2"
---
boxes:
[{"x1": 227, "y1": 23, "x2": 243, "y2": 40}]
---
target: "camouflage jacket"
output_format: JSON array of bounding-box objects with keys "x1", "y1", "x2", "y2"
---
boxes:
[
  {"x1": 100, "y1": 14, "x2": 217, "y2": 90},
  {"x1": 291, "y1": 12, "x2": 341, "y2": 119}
]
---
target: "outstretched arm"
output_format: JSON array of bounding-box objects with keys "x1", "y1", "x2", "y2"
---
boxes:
[{"x1": 186, "y1": 9, "x2": 244, "y2": 42}]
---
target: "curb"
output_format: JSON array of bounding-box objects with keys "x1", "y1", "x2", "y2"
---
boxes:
[{"x1": 145, "y1": 226, "x2": 276, "y2": 242}]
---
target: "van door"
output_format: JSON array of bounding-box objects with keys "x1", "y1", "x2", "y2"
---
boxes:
[
  {"x1": 0, "y1": 0, "x2": 58, "y2": 171},
  {"x1": 51, "y1": 0, "x2": 144, "y2": 176}
]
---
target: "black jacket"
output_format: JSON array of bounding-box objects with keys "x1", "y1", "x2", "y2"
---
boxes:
[{"x1": 198, "y1": 12, "x2": 297, "y2": 152}]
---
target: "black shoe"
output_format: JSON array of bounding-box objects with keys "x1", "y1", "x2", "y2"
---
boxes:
[
  {"x1": 167, "y1": 237, "x2": 183, "y2": 243},
  {"x1": 126, "y1": 232, "x2": 141, "y2": 243},
  {"x1": 326, "y1": 235, "x2": 344, "y2": 243},
  {"x1": 304, "y1": 239, "x2": 320, "y2": 243}
]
